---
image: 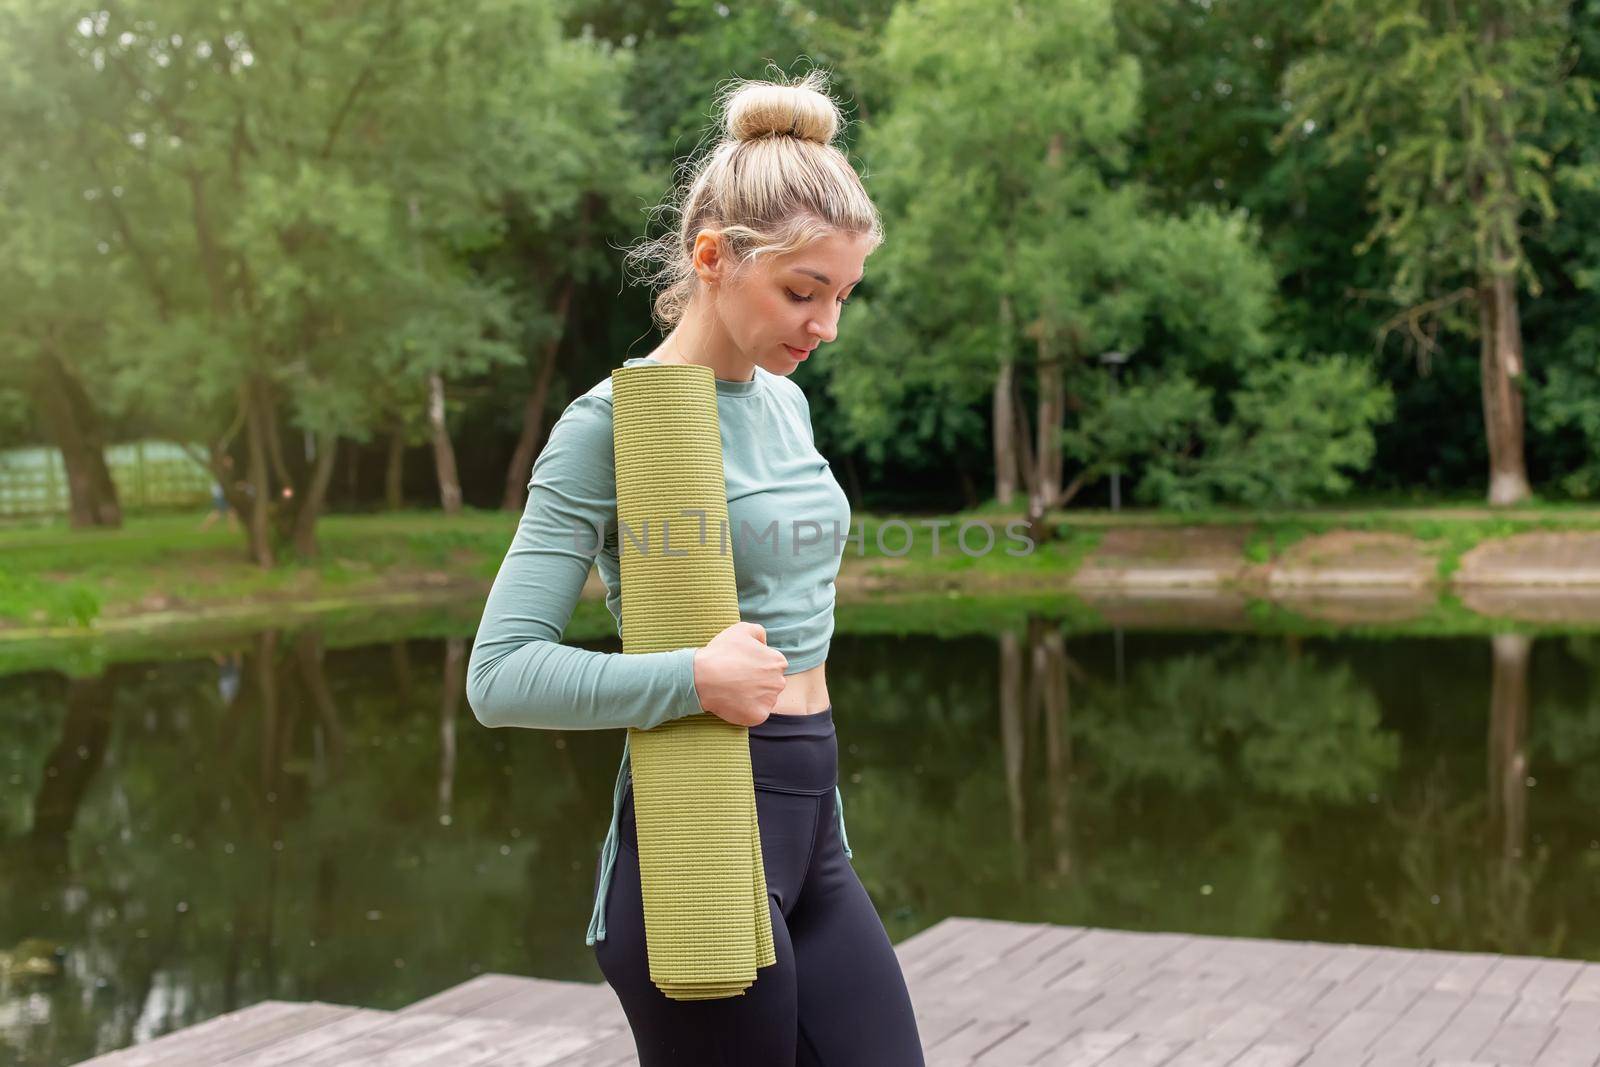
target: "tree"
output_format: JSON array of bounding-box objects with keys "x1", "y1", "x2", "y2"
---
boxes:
[
  {"x1": 0, "y1": 33, "x2": 124, "y2": 528},
  {"x1": 1282, "y1": 0, "x2": 1592, "y2": 505},
  {"x1": 839, "y1": 0, "x2": 1329, "y2": 534},
  {"x1": 4, "y1": 0, "x2": 631, "y2": 561}
]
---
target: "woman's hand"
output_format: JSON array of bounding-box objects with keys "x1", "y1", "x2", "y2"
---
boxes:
[{"x1": 692, "y1": 621, "x2": 787, "y2": 727}]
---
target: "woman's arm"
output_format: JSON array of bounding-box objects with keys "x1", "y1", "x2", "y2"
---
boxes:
[{"x1": 465, "y1": 393, "x2": 704, "y2": 731}]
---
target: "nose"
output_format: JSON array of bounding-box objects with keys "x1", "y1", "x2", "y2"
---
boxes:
[{"x1": 808, "y1": 308, "x2": 839, "y2": 344}]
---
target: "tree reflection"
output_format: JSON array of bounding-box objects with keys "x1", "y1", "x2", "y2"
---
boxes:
[
  {"x1": 1370, "y1": 633, "x2": 1573, "y2": 959},
  {"x1": 7, "y1": 622, "x2": 1600, "y2": 1065},
  {"x1": 1489, "y1": 634, "x2": 1530, "y2": 871},
  {"x1": 836, "y1": 622, "x2": 1405, "y2": 943},
  {"x1": 438, "y1": 637, "x2": 464, "y2": 824},
  {"x1": 0, "y1": 627, "x2": 616, "y2": 1066}
]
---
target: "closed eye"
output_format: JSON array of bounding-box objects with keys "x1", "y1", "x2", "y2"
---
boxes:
[{"x1": 786, "y1": 288, "x2": 853, "y2": 306}]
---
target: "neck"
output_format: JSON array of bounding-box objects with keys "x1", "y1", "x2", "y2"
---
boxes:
[{"x1": 650, "y1": 300, "x2": 755, "y2": 383}]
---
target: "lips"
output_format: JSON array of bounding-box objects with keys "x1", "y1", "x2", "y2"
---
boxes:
[{"x1": 785, "y1": 344, "x2": 812, "y2": 360}]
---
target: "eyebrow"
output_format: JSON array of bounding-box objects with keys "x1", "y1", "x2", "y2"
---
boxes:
[{"x1": 793, "y1": 267, "x2": 864, "y2": 287}]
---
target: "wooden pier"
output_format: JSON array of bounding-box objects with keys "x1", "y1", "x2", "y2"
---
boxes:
[{"x1": 76, "y1": 917, "x2": 1600, "y2": 1066}]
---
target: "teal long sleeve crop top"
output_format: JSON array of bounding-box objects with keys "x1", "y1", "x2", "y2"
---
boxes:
[{"x1": 463, "y1": 356, "x2": 856, "y2": 945}]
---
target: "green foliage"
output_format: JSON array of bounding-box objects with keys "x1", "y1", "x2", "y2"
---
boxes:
[
  {"x1": 1201, "y1": 355, "x2": 1397, "y2": 505},
  {"x1": 1065, "y1": 354, "x2": 1394, "y2": 511},
  {"x1": 0, "y1": 571, "x2": 101, "y2": 627},
  {"x1": 1282, "y1": 0, "x2": 1590, "y2": 310},
  {"x1": 1082, "y1": 643, "x2": 1400, "y2": 803},
  {"x1": 1, "y1": 0, "x2": 650, "y2": 552},
  {"x1": 8, "y1": 0, "x2": 1600, "y2": 518},
  {"x1": 831, "y1": 0, "x2": 1338, "y2": 508}
]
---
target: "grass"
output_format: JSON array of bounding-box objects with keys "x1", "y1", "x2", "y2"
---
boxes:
[
  {"x1": 0, "y1": 509, "x2": 515, "y2": 628},
  {"x1": 4, "y1": 501, "x2": 1600, "y2": 634}
]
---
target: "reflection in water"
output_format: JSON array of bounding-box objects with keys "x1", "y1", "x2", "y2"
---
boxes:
[
  {"x1": 1489, "y1": 633, "x2": 1530, "y2": 868},
  {"x1": 1372, "y1": 631, "x2": 1559, "y2": 958},
  {"x1": 439, "y1": 637, "x2": 465, "y2": 825},
  {"x1": 3, "y1": 623, "x2": 1600, "y2": 1065}
]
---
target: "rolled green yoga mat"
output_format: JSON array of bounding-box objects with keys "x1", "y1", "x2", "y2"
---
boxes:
[{"x1": 610, "y1": 363, "x2": 777, "y2": 1001}]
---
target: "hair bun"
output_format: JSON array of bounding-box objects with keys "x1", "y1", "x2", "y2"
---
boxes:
[{"x1": 720, "y1": 74, "x2": 840, "y2": 146}]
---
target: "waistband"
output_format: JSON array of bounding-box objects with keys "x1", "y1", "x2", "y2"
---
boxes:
[{"x1": 748, "y1": 704, "x2": 834, "y2": 740}]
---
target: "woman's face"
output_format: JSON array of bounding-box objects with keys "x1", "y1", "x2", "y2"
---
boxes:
[{"x1": 711, "y1": 230, "x2": 873, "y2": 376}]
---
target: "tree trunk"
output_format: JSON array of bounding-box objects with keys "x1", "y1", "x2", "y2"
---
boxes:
[
  {"x1": 1012, "y1": 369, "x2": 1036, "y2": 502},
  {"x1": 290, "y1": 430, "x2": 339, "y2": 558},
  {"x1": 242, "y1": 378, "x2": 276, "y2": 567},
  {"x1": 842, "y1": 453, "x2": 864, "y2": 510},
  {"x1": 439, "y1": 636, "x2": 466, "y2": 824},
  {"x1": 1487, "y1": 633, "x2": 1530, "y2": 869},
  {"x1": 30, "y1": 673, "x2": 114, "y2": 839},
  {"x1": 255, "y1": 629, "x2": 281, "y2": 790},
  {"x1": 957, "y1": 465, "x2": 979, "y2": 511},
  {"x1": 501, "y1": 278, "x2": 574, "y2": 511},
  {"x1": 1035, "y1": 337, "x2": 1064, "y2": 507},
  {"x1": 33, "y1": 346, "x2": 122, "y2": 528},
  {"x1": 1479, "y1": 266, "x2": 1531, "y2": 505},
  {"x1": 1042, "y1": 630, "x2": 1073, "y2": 879},
  {"x1": 257, "y1": 375, "x2": 296, "y2": 492},
  {"x1": 1026, "y1": 332, "x2": 1063, "y2": 546},
  {"x1": 428, "y1": 372, "x2": 463, "y2": 515},
  {"x1": 385, "y1": 422, "x2": 406, "y2": 511},
  {"x1": 1024, "y1": 132, "x2": 1068, "y2": 543},
  {"x1": 993, "y1": 294, "x2": 1019, "y2": 509},
  {"x1": 998, "y1": 628, "x2": 1026, "y2": 866},
  {"x1": 344, "y1": 438, "x2": 359, "y2": 505},
  {"x1": 294, "y1": 628, "x2": 346, "y2": 780}
]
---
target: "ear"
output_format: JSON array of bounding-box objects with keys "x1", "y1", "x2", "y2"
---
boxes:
[{"x1": 690, "y1": 229, "x2": 729, "y2": 286}]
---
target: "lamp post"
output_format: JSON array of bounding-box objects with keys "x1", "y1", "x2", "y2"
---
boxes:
[{"x1": 1098, "y1": 350, "x2": 1128, "y2": 512}]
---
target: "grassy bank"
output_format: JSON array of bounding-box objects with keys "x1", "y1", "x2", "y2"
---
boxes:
[
  {"x1": 0, "y1": 507, "x2": 1090, "y2": 630},
  {"x1": 4, "y1": 504, "x2": 1600, "y2": 633}
]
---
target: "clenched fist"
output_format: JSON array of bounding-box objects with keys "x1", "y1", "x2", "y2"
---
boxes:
[{"x1": 692, "y1": 621, "x2": 788, "y2": 727}]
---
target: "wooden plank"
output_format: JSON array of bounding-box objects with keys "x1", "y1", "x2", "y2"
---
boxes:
[
  {"x1": 1159, "y1": 1038, "x2": 1256, "y2": 1067},
  {"x1": 1420, "y1": 992, "x2": 1514, "y2": 1061},
  {"x1": 1478, "y1": 954, "x2": 1546, "y2": 999},
  {"x1": 1095, "y1": 1034, "x2": 1188, "y2": 1065},
  {"x1": 338, "y1": 1015, "x2": 524, "y2": 1066},
  {"x1": 225, "y1": 1010, "x2": 394, "y2": 1066},
  {"x1": 286, "y1": 1011, "x2": 484, "y2": 1066},
  {"x1": 912, "y1": 919, "x2": 1057, "y2": 991},
  {"x1": 400, "y1": 974, "x2": 538, "y2": 1016},
  {"x1": 1228, "y1": 1043, "x2": 1311, "y2": 1067},
  {"x1": 70, "y1": 917, "x2": 1600, "y2": 1067},
  {"x1": 894, "y1": 917, "x2": 979, "y2": 968},
  {"x1": 1565, "y1": 965, "x2": 1600, "y2": 1003},
  {"x1": 80, "y1": 1002, "x2": 354, "y2": 1067},
  {"x1": 485, "y1": 1024, "x2": 632, "y2": 1067},
  {"x1": 971, "y1": 1014, "x2": 1087, "y2": 1065},
  {"x1": 463, "y1": 980, "x2": 622, "y2": 1028},
  {"x1": 541, "y1": 1027, "x2": 639, "y2": 1067},
  {"x1": 925, "y1": 1018, "x2": 1028, "y2": 1062},
  {"x1": 74, "y1": 1003, "x2": 299, "y2": 1066},
  {"x1": 1029, "y1": 1029, "x2": 1136, "y2": 1067},
  {"x1": 1533, "y1": 1026, "x2": 1600, "y2": 1067},
  {"x1": 1521, "y1": 960, "x2": 1586, "y2": 1004},
  {"x1": 1475, "y1": 1019, "x2": 1559, "y2": 1063},
  {"x1": 913, "y1": 1008, "x2": 984, "y2": 1051}
]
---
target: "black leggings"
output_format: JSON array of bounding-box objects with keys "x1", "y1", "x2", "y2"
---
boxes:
[{"x1": 592, "y1": 706, "x2": 925, "y2": 1066}]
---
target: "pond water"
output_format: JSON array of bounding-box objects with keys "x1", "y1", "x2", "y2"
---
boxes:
[{"x1": 4, "y1": 616, "x2": 1599, "y2": 1065}]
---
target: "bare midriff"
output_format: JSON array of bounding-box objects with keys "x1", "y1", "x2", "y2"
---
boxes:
[{"x1": 769, "y1": 661, "x2": 831, "y2": 716}]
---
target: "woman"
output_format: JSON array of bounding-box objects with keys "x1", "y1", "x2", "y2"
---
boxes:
[{"x1": 466, "y1": 70, "x2": 924, "y2": 1065}]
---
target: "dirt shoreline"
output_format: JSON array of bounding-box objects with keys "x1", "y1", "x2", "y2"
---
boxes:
[{"x1": 5, "y1": 528, "x2": 1599, "y2": 642}]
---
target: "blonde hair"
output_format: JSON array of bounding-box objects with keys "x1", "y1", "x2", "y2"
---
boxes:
[{"x1": 625, "y1": 68, "x2": 883, "y2": 331}]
